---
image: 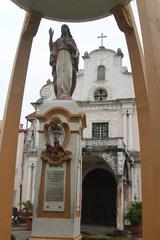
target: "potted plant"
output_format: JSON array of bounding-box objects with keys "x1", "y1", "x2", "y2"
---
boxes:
[
  {"x1": 11, "y1": 234, "x2": 16, "y2": 240},
  {"x1": 126, "y1": 201, "x2": 142, "y2": 236},
  {"x1": 19, "y1": 200, "x2": 33, "y2": 230}
]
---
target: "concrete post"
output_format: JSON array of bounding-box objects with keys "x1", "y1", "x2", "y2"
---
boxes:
[
  {"x1": 135, "y1": 1, "x2": 160, "y2": 238},
  {"x1": 111, "y1": 4, "x2": 152, "y2": 239},
  {"x1": 0, "y1": 12, "x2": 41, "y2": 240}
]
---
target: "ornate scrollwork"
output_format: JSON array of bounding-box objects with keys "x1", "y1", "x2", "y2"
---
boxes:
[
  {"x1": 41, "y1": 143, "x2": 72, "y2": 166},
  {"x1": 41, "y1": 117, "x2": 72, "y2": 166},
  {"x1": 95, "y1": 152, "x2": 117, "y2": 175}
]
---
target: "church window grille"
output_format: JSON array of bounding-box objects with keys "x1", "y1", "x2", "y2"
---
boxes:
[
  {"x1": 92, "y1": 122, "x2": 108, "y2": 139},
  {"x1": 94, "y1": 89, "x2": 108, "y2": 101},
  {"x1": 97, "y1": 65, "x2": 105, "y2": 80}
]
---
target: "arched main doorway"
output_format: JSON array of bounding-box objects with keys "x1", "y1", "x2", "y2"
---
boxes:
[{"x1": 81, "y1": 168, "x2": 117, "y2": 226}]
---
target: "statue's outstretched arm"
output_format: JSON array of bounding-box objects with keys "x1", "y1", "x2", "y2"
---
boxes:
[{"x1": 49, "y1": 28, "x2": 54, "y2": 51}]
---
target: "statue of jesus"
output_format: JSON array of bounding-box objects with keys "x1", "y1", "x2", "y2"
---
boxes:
[{"x1": 49, "y1": 24, "x2": 79, "y2": 99}]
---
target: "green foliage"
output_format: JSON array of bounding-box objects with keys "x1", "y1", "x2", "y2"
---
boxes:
[
  {"x1": 11, "y1": 234, "x2": 16, "y2": 240},
  {"x1": 20, "y1": 200, "x2": 33, "y2": 214},
  {"x1": 125, "y1": 201, "x2": 142, "y2": 226}
]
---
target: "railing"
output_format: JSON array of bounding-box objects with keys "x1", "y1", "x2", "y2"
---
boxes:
[{"x1": 82, "y1": 137, "x2": 125, "y2": 149}]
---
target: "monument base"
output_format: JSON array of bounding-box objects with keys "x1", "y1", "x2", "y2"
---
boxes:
[{"x1": 30, "y1": 100, "x2": 86, "y2": 240}]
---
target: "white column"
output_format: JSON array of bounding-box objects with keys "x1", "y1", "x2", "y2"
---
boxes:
[
  {"x1": 128, "y1": 110, "x2": 133, "y2": 150},
  {"x1": 27, "y1": 165, "x2": 32, "y2": 200},
  {"x1": 35, "y1": 119, "x2": 40, "y2": 148},
  {"x1": 122, "y1": 110, "x2": 127, "y2": 145},
  {"x1": 116, "y1": 178, "x2": 124, "y2": 230},
  {"x1": 32, "y1": 163, "x2": 36, "y2": 203},
  {"x1": 30, "y1": 163, "x2": 34, "y2": 202},
  {"x1": 130, "y1": 165, "x2": 135, "y2": 201},
  {"x1": 128, "y1": 163, "x2": 132, "y2": 202}
]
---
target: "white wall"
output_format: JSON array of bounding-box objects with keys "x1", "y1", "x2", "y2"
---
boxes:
[
  {"x1": 73, "y1": 48, "x2": 135, "y2": 101},
  {"x1": 13, "y1": 127, "x2": 26, "y2": 207}
]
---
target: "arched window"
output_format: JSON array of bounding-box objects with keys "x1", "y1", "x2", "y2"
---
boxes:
[
  {"x1": 94, "y1": 89, "x2": 108, "y2": 101},
  {"x1": 97, "y1": 65, "x2": 105, "y2": 80}
]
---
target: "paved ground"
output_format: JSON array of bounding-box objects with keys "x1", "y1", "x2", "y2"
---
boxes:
[
  {"x1": 12, "y1": 230, "x2": 31, "y2": 240},
  {"x1": 12, "y1": 225, "x2": 31, "y2": 240},
  {"x1": 81, "y1": 225, "x2": 116, "y2": 236},
  {"x1": 12, "y1": 224, "x2": 142, "y2": 240}
]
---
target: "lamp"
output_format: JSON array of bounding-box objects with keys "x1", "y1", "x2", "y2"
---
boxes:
[{"x1": 11, "y1": 0, "x2": 131, "y2": 22}]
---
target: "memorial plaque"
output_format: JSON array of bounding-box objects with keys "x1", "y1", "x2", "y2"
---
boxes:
[{"x1": 43, "y1": 163, "x2": 66, "y2": 211}]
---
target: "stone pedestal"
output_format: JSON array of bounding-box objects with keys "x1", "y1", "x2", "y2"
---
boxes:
[{"x1": 30, "y1": 100, "x2": 86, "y2": 240}]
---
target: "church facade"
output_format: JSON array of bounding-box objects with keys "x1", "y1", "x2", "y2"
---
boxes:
[{"x1": 13, "y1": 45, "x2": 141, "y2": 231}]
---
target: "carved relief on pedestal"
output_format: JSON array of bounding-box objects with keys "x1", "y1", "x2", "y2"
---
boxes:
[{"x1": 41, "y1": 116, "x2": 72, "y2": 166}]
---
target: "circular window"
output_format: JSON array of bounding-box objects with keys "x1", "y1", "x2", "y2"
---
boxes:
[{"x1": 94, "y1": 89, "x2": 108, "y2": 101}]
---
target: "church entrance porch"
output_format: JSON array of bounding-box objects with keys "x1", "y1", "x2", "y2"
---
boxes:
[
  {"x1": 81, "y1": 168, "x2": 117, "y2": 227},
  {"x1": 82, "y1": 137, "x2": 132, "y2": 233}
]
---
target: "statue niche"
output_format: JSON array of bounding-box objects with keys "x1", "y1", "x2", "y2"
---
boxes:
[{"x1": 41, "y1": 120, "x2": 72, "y2": 166}]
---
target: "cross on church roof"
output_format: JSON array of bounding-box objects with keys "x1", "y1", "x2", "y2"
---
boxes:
[{"x1": 97, "y1": 33, "x2": 107, "y2": 47}]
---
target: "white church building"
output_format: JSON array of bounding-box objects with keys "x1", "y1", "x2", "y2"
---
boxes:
[{"x1": 12, "y1": 44, "x2": 141, "y2": 231}]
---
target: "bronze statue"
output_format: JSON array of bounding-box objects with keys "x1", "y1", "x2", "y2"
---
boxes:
[{"x1": 49, "y1": 24, "x2": 79, "y2": 99}]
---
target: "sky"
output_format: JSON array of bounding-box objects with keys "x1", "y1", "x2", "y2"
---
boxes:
[{"x1": 0, "y1": 1, "x2": 140, "y2": 126}]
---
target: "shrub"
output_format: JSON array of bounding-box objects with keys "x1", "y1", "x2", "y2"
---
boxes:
[
  {"x1": 20, "y1": 200, "x2": 33, "y2": 215},
  {"x1": 125, "y1": 201, "x2": 142, "y2": 226}
]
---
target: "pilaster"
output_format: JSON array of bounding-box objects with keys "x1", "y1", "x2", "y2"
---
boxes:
[
  {"x1": 128, "y1": 109, "x2": 133, "y2": 150},
  {"x1": 116, "y1": 177, "x2": 124, "y2": 230},
  {"x1": 122, "y1": 109, "x2": 127, "y2": 145}
]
